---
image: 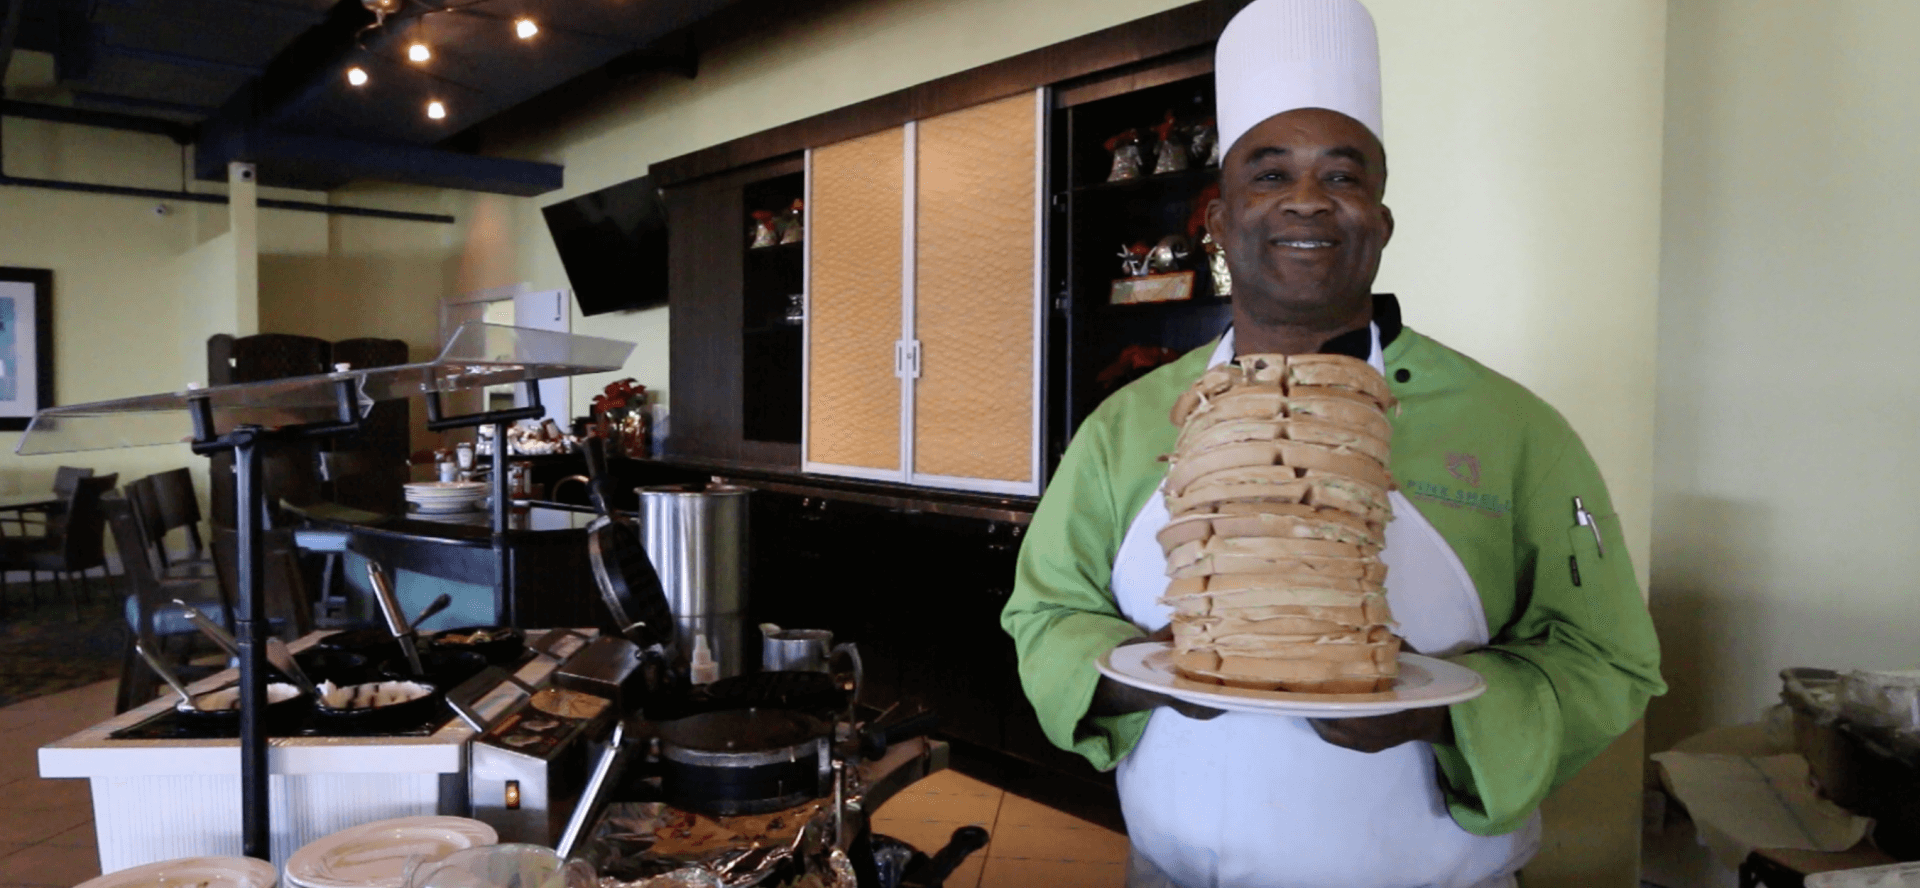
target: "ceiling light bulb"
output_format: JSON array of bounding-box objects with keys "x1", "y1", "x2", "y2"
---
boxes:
[
  {"x1": 408, "y1": 42, "x2": 431, "y2": 63},
  {"x1": 514, "y1": 18, "x2": 538, "y2": 39},
  {"x1": 427, "y1": 100, "x2": 447, "y2": 120},
  {"x1": 346, "y1": 66, "x2": 369, "y2": 86}
]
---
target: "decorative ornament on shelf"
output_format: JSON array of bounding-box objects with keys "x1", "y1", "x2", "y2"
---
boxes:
[
  {"x1": 1105, "y1": 129, "x2": 1146, "y2": 182},
  {"x1": 591, "y1": 378, "x2": 651, "y2": 460},
  {"x1": 779, "y1": 199, "x2": 805, "y2": 245},
  {"x1": 1152, "y1": 110, "x2": 1189, "y2": 175},
  {"x1": 1191, "y1": 117, "x2": 1220, "y2": 168},
  {"x1": 749, "y1": 210, "x2": 780, "y2": 248},
  {"x1": 1118, "y1": 241, "x2": 1154, "y2": 278},
  {"x1": 1147, "y1": 235, "x2": 1190, "y2": 274}
]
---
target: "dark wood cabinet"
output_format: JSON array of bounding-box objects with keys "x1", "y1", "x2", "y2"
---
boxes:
[
  {"x1": 663, "y1": 155, "x2": 806, "y2": 469},
  {"x1": 1048, "y1": 67, "x2": 1228, "y2": 472}
]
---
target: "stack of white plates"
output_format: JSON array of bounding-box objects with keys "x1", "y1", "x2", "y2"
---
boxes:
[
  {"x1": 76, "y1": 856, "x2": 278, "y2": 888},
  {"x1": 284, "y1": 816, "x2": 498, "y2": 888},
  {"x1": 403, "y1": 482, "x2": 489, "y2": 514}
]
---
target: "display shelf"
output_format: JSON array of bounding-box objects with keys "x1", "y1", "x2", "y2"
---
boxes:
[
  {"x1": 1068, "y1": 165, "x2": 1218, "y2": 196},
  {"x1": 1048, "y1": 69, "x2": 1222, "y2": 471},
  {"x1": 740, "y1": 170, "x2": 806, "y2": 445}
]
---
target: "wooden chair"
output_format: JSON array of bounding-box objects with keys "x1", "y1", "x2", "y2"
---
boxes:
[
  {"x1": 106, "y1": 495, "x2": 229, "y2": 713},
  {"x1": 126, "y1": 476, "x2": 217, "y2": 582},
  {"x1": 0, "y1": 473, "x2": 117, "y2": 619},
  {"x1": 150, "y1": 467, "x2": 209, "y2": 564}
]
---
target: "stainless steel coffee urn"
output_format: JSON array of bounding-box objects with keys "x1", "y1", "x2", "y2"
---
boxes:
[{"x1": 636, "y1": 484, "x2": 750, "y2": 678}]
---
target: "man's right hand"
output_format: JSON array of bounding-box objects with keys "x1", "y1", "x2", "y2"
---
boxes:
[{"x1": 1086, "y1": 629, "x2": 1226, "y2": 721}]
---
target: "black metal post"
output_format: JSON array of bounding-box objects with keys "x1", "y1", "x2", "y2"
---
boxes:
[
  {"x1": 233, "y1": 435, "x2": 270, "y2": 860},
  {"x1": 491, "y1": 418, "x2": 510, "y2": 625}
]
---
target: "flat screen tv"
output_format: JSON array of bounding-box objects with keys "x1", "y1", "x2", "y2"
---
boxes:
[{"x1": 541, "y1": 175, "x2": 669, "y2": 316}]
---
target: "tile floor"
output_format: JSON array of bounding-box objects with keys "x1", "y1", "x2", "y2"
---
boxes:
[
  {"x1": 0, "y1": 679, "x2": 115, "y2": 888},
  {"x1": 0, "y1": 679, "x2": 1128, "y2": 888},
  {"x1": 870, "y1": 769, "x2": 1128, "y2": 888}
]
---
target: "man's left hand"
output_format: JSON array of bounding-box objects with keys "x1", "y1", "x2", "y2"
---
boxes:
[{"x1": 1310, "y1": 706, "x2": 1451, "y2": 753}]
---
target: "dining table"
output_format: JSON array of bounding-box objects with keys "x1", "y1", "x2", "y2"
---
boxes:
[{"x1": 0, "y1": 492, "x2": 61, "y2": 533}]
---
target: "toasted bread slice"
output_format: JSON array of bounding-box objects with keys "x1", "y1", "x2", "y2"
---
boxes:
[{"x1": 1285, "y1": 354, "x2": 1395, "y2": 410}]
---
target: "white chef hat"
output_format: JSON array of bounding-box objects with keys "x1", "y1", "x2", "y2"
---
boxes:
[{"x1": 1215, "y1": 0, "x2": 1383, "y2": 157}]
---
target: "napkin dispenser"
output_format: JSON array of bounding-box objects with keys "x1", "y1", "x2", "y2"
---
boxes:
[{"x1": 469, "y1": 685, "x2": 617, "y2": 845}]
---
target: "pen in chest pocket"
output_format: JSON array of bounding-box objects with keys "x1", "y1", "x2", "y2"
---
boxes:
[{"x1": 1573, "y1": 495, "x2": 1605, "y2": 557}]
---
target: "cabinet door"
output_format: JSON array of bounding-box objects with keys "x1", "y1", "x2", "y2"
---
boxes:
[
  {"x1": 911, "y1": 91, "x2": 1043, "y2": 494},
  {"x1": 805, "y1": 127, "x2": 909, "y2": 479}
]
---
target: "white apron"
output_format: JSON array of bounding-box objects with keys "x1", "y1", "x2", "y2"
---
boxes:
[{"x1": 1112, "y1": 329, "x2": 1540, "y2": 888}]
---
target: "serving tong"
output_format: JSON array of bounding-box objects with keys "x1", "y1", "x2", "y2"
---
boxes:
[
  {"x1": 132, "y1": 639, "x2": 197, "y2": 707},
  {"x1": 367, "y1": 561, "x2": 426, "y2": 677},
  {"x1": 175, "y1": 599, "x2": 320, "y2": 698}
]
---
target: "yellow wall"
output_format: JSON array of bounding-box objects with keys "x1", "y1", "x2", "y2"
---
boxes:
[
  {"x1": 0, "y1": 51, "x2": 467, "y2": 498},
  {"x1": 0, "y1": 56, "x2": 208, "y2": 491},
  {"x1": 1364, "y1": 5, "x2": 1667, "y2": 883},
  {"x1": 1649, "y1": 1, "x2": 1920, "y2": 752}
]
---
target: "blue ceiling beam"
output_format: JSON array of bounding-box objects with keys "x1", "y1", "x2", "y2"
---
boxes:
[{"x1": 196, "y1": 118, "x2": 563, "y2": 196}]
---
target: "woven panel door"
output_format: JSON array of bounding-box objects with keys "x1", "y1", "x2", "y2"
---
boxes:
[
  {"x1": 806, "y1": 127, "x2": 909, "y2": 477},
  {"x1": 911, "y1": 91, "x2": 1042, "y2": 492}
]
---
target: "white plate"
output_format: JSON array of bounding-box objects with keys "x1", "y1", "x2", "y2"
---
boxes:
[
  {"x1": 284, "y1": 816, "x2": 496, "y2": 888},
  {"x1": 408, "y1": 498, "x2": 486, "y2": 514},
  {"x1": 76, "y1": 856, "x2": 278, "y2": 888},
  {"x1": 403, "y1": 482, "x2": 488, "y2": 495},
  {"x1": 1097, "y1": 643, "x2": 1486, "y2": 718}
]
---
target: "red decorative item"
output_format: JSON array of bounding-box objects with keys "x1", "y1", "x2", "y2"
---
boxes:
[
  {"x1": 749, "y1": 210, "x2": 780, "y2": 248},
  {"x1": 1188, "y1": 182, "x2": 1221, "y2": 241},
  {"x1": 592, "y1": 378, "x2": 650, "y2": 459},
  {"x1": 1096, "y1": 345, "x2": 1184, "y2": 390}
]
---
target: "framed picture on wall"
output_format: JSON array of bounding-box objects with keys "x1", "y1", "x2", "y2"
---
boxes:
[{"x1": 0, "y1": 268, "x2": 54, "y2": 432}]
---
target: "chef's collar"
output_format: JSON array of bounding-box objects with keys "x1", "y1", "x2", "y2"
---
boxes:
[{"x1": 1216, "y1": 292, "x2": 1403, "y2": 365}]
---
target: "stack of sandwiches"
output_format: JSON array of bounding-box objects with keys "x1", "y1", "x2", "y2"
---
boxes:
[{"x1": 1157, "y1": 353, "x2": 1401, "y2": 693}]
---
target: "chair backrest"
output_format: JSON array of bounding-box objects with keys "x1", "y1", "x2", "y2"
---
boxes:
[
  {"x1": 57, "y1": 473, "x2": 117, "y2": 570},
  {"x1": 211, "y1": 526, "x2": 315, "y2": 638},
  {"x1": 103, "y1": 495, "x2": 164, "y2": 642},
  {"x1": 151, "y1": 467, "x2": 202, "y2": 534},
  {"x1": 125, "y1": 476, "x2": 170, "y2": 569},
  {"x1": 52, "y1": 466, "x2": 94, "y2": 499}
]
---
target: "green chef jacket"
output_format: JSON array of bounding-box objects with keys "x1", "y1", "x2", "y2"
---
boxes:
[{"x1": 1000, "y1": 317, "x2": 1667, "y2": 836}]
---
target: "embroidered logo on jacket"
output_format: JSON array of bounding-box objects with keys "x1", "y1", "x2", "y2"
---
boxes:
[
  {"x1": 1404, "y1": 479, "x2": 1512, "y2": 516},
  {"x1": 1446, "y1": 453, "x2": 1481, "y2": 487}
]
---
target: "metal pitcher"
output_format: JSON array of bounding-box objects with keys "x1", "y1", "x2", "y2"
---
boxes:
[{"x1": 760, "y1": 623, "x2": 863, "y2": 697}]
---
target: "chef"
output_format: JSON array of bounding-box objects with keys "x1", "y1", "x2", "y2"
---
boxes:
[{"x1": 999, "y1": 0, "x2": 1666, "y2": 886}]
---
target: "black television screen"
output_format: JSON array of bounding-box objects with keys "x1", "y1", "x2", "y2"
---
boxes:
[{"x1": 541, "y1": 175, "x2": 669, "y2": 316}]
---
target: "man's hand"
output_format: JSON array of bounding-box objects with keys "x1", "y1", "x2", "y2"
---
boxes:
[
  {"x1": 1086, "y1": 628, "x2": 1225, "y2": 721},
  {"x1": 1310, "y1": 706, "x2": 1451, "y2": 753}
]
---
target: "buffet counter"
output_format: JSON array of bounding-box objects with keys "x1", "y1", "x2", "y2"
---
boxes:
[{"x1": 39, "y1": 629, "x2": 591, "y2": 871}]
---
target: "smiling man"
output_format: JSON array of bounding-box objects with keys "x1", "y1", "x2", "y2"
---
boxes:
[{"x1": 999, "y1": 1, "x2": 1665, "y2": 886}]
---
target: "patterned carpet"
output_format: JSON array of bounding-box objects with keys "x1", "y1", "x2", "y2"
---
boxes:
[{"x1": 0, "y1": 578, "x2": 127, "y2": 708}]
